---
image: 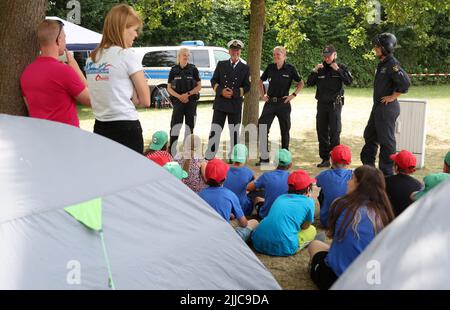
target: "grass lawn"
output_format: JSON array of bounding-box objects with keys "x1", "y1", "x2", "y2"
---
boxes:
[{"x1": 78, "y1": 84, "x2": 449, "y2": 289}]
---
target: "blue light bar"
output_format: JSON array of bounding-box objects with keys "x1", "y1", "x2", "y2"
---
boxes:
[{"x1": 180, "y1": 40, "x2": 205, "y2": 46}]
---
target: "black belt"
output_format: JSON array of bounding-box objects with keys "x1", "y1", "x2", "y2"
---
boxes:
[{"x1": 268, "y1": 97, "x2": 285, "y2": 103}]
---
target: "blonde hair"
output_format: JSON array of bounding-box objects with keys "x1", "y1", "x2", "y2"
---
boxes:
[
  {"x1": 90, "y1": 4, "x2": 143, "y2": 62},
  {"x1": 37, "y1": 20, "x2": 62, "y2": 46},
  {"x1": 273, "y1": 46, "x2": 287, "y2": 55},
  {"x1": 176, "y1": 48, "x2": 190, "y2": 65},
  {"x1": 182, "y1": 134, "x2": 202, "y2": 172}
]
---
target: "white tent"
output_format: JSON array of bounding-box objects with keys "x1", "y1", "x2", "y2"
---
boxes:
[
  {"x1": 332, "y1": 178, "x2": 450, "y2": 290},
  {"x1": 0, "y1": 114, "x2": 280, "y2": 290},
  {"x1": 46, "y1": 16, "x2": 102, "y2": 51}
]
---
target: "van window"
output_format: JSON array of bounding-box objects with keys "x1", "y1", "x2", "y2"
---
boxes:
[
  {"x1": 214, "y1": 50, "x2": 230, "y2": 65},
  {"x1": 142, "y1": 50, "x2": 176, "y2": 67},
  {"x1": 191, "y1": 50, "x2": 210, "y2": 67}
]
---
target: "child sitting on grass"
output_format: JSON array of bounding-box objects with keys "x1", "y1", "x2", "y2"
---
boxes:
[
  {"x1": 247, "y1": 149, "x2": 292, "y2": 219},
  {"x1": 163, "y1": 162, "x2": 189, "y2": 180},
  {"x1": 199, "y1": 158, "x2": 259, "y2": 242},
  {"x1": 316, "y1": 144, "x2": 353, "y2": 227},
  {"x1": 308, "y1": 165, "x2": 395, "y2": 290},
  {"x1": 224, "y1": 144, "x2": 255, "y2": 215},
  {"x1": 251, "y1": 169, "x2": 317, "y2": 256},
  {"x1": 385, "y1": 150, "x2": 422, "y2": 216},
  {"x1": 174, "y1": 134, "x2": 207, "y2": 193},
  {"x1": 145, "y1": 131, "x2": 173, "y2": 165},
  {"x1": 411, "y1": 172, "x2": 450, "y2": 201}
]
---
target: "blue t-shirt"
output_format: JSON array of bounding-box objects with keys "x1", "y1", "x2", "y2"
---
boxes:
[
  {"x1": 325, "y1": 206, "x2": 379, "y2": 276},
  {"x1": 254, "y1": 169, "x2": 289, "y2": 218},
  {"x1": 198, "y1": 186, "x2": 244, "y2": 222},
  {"x1": 316, "y1": 168, "x2": 352, "y2": 227},
  {"x1": 252, "y1": 194, "x2": 315, "y2": 256},
  {"x1": 224, "y1": 166, "x2": 254, "y2": 215}
]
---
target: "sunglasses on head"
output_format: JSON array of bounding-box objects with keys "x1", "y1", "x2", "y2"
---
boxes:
[{"x1": 55, "y1": 20, "x2": 64, "y2": 44}]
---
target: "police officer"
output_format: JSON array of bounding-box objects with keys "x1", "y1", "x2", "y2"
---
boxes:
[
  {"x1": 256, "y1": 46, "x2": 304, "y2": 166},
  {"x1": 205, "y1": 39, "x2": 250, "y2": 160},
  {"x1": 361, "y1": 33, "x2": 411, "y2": 176},
  {"x1": 167, "y1": 47, "x2": 202, "y2": 155},
  {"x1": 307, "y1": 44, "x2": 353, "y2": 168}
]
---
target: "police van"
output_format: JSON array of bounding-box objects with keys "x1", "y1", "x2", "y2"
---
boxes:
[{"x1": 132, "y1": 41, "x2": 267, "y2": 105}]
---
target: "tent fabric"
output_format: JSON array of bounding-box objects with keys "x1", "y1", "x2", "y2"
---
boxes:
[
  {"x1": 46, "y1": 16, "x2": 102, "y2": 52},
  {"x1": 332, "y1": 178, "x2": 450, "y2": 290},
  {"x1": 0, "y1": 115, "x2": 280, "y2": 290}
]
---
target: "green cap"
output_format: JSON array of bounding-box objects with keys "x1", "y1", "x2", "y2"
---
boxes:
[
  {"x1": 232, "y1": 144, "x2": 248, "y2": 163},
  {"x1": 150, "y1": 131, "x2": 168, "y2": 151},
  {"x1": 445, "y1": 151, "x2": 450, "y2": 166},
  {"x1": 275, "y1": 149, "x2": 292, "y2": 166},
  {"x1": 163, "y1": 162, "x2": 188, "y2": 180},
  {"x1": 415, "y1": 172, "x2": 450, "y2": 200}
]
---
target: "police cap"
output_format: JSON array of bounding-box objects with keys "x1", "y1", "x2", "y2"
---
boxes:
[
  {"x1": 322, "y1": 44, "x2": 336, "y2": 56},
  {"x1": 227, "y1": 39, "x2": 244, "y2": 50}
]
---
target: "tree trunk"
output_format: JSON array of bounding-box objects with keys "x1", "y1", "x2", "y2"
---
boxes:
[
  {"x1": 242, "y1": 0, "x2": 265, "y2": 148},
  {"x1": 0, "y1": 0, "x2": 48, "y2": 115}
]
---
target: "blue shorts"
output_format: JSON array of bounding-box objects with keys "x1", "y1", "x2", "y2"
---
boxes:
[{"x1": 235, "y1": 226, "x2": 253, "y2": 241}]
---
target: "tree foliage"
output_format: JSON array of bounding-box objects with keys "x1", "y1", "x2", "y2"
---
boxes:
[{"x1": 46, "y1": 0, "x2": 450, "y2": 87}]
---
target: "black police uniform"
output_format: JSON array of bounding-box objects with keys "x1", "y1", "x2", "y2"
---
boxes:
[
  {"x1": 168, "y1": 63, "x2": 201, "y2": 153},
  {"x1": 360, "y1": 54, "x2": 410, "y2": 176},
  {"x1": 258, "y1": 62, "x2": 302, "y2": 162},
  {"x1": 307, "y1": 62, "x2": 352, "y2": 162},
  {"x1": 205, "y1": 59, "x2": 250, "y2": 160}
]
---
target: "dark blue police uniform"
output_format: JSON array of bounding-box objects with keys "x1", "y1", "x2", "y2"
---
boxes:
[
  {"x1": 168, "y1": 63, "x2": 201, "y2": 154},
  {"x1": 258, "y1": 62, "x2": 302, "y2": 162},
  {"x1": 307, "y1": 62, "x2": 352, "y2": 162},
  {"x1": 205, "y1": 59, "x2": 250, "y2": 160},
  {"x1": 360, "y1": 54, "x2": 410, "y2": 176}
]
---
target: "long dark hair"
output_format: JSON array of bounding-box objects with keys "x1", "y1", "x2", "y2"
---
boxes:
[{"x1": 327, "y1": 165, "x2": 395, "y2": 241}]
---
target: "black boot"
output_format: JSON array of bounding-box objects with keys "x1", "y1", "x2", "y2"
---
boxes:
[
  {"x1": 316, "y1": 160, "x2": 331, "y2": 168},
  {"x1": 255, "y1": 159, "x2": 270, "y2": 167}
]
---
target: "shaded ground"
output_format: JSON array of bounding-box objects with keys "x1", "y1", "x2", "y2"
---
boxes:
[{"x1": 78, "y1": 85, "x2": 450, "y2": 289}]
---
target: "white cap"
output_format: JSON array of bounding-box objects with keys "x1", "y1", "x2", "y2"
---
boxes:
[{"x1": 227, "y1": 39, "x2": 244, "y2": 49}]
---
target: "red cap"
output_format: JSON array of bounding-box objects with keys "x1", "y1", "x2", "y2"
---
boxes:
[
  {"x1": 330, "y1": 144, "x2": 352, "y2": 165},
  {"x1": 390, "y1": 150, "x2": 416, "y2": 173},
  {"x1": 205, "y1": 158, "x2": 229, "y2": 183},
  {"x1": 148, "y1": 153, "x2": 171, "y2": 167},
  {"x1": 288, "y1": 170, "x2": 316, "y2": 191}
]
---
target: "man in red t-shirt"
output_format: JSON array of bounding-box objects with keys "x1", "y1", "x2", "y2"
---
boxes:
[{"x1": 20, "y1": 19, "x2": 90, "y2": 127}]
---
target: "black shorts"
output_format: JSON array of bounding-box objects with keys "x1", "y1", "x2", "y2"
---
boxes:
[{"x1": 310, "y1": 251, "x2": 338, "y2": 290}]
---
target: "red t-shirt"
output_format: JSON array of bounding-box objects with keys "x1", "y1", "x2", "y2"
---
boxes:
[{"x1": 20, "y1": 56, "x2": 86, "y2": 127}]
